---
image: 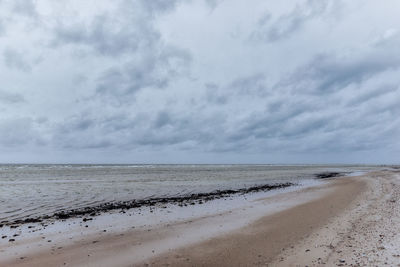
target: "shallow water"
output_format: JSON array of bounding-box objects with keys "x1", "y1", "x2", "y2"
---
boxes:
[{"x1": 0, "y1": 164, "x2": 380, "y2": 222}]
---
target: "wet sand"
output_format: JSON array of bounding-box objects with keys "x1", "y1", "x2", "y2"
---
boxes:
[
  {"x1": 145, "y1": 174, "x2": 368, "y2": 266},
  {"x1": 1, "y1": 170, "x2": 399, "y2": 266}
]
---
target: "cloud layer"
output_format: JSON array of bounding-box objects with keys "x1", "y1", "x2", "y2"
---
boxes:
[{"x1": 0, "y1": 0, "x2": 399, "y2": 164}]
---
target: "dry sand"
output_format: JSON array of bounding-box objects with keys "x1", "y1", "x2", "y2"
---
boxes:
[{"x1": 1, "y1": 170, "x2": 399, "y2": 266}]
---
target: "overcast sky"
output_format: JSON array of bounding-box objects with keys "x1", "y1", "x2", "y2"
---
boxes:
[{"x1": 0, "y1": 0, "x2": 399, "y2": 164}]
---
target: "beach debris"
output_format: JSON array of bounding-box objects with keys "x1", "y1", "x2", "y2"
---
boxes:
[
  {"x1": 315, "y1": 172, "x2": 343, "y2": 179},
  {"x1": 56, "y1": 213, "x2": 70, "y2": 219}
]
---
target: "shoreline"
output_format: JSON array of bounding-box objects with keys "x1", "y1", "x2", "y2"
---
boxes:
[
  {"x1": 0, "y1": 171, "x2": 344, "y2": 227},
  {"x1": 1, "y1": 182, "x2": 295, "y2": 227},
  {"x1": 1, "y1": 171, "x2": 399, "y2": 266}
]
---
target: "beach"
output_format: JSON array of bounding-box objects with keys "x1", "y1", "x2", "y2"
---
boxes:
[
  {"x1": 1, "y1": 168, "x2": 399, "y2": 266},
  {"x1": 1, "y1": 1, "x2": 399, "y2": 266}
]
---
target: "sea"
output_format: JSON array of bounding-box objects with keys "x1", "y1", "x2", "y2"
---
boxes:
[{"x1": 0, "y1": 164, "x2": 382, "y2": 223}]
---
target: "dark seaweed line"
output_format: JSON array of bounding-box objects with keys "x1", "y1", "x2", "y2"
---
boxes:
[
  {"x1": 314, "y1": 172, "x2": 344, "y2": 179},
  {"x1": 1, "y1": 182, "x2": 294, "y2": 227}
]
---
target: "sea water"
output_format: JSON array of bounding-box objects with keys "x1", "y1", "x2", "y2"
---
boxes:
[{"x1": 0, "y1": 164, "x2": 380, "y2": 223}]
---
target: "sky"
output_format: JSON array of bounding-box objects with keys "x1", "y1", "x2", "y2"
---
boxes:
[{"x1": 0, "y1": 0, "x2": 399, "y2": 164}]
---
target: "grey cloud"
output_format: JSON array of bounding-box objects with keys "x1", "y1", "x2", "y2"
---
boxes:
[
  {"x1": 52, "y1": 114, "x2": 112, "y2": 149},
  {"x1": 154, "y1": 111, "x2": 172, "y2": 128},
  {"x1": 373, "y1": 29, "x2": 400, "y2": 48},
  {"x1": 199, "y1": 40, "x2": 400, "y2": 154},
  {"x1": 3, "y1": 48, "x2": 32, "y2": 72},
  {"x1": 95, "y1": 46, "x2": 191, "y2": 98},
  {"x1": 72, "y1": 74, "x2": 88, "y2": 86},
  {"x1": 204, "y1": 74, "x2": 268, "y2": 106},
  {"x1": 1, "y1": 0, "x2": 400, "y2": 163},
  {"x1": 226, "y1": 98, "x2": 317, "y2": 143},
  {"x1": 204, "y1": 0, "x2": 224, "y2": 10},
  {"x1": 0, "y1": 118, "x2": 38, "y2": 146},
  {"x1": 347, "y1": 84, "x2": 398, "y2": 106},
  {"x1": 29, "y1": 62, "x2": 400, "y2": 157},
  {"x1": 280, "y1": 50, "x2": 400, "y2": 94},
  {"x1": 12, "y1": 0, "x2": 38, "y2": 18},
  {"x1": 51, "y1": 108, "x2": 222, "y2": 151},
  {"x1": 95, "y1": 68, "x2": 129, "y2": 97},
  {"x1": 0, "y1": 90, "x2": 25, "y2": 103},
  {"x1": 205, "y1": 83, "x2": 227, "y2": 104},
  {"x1": 52, "y1": 111, "x2": 154, "y2": 149},
  {"x1": 52, "y1": 14, "x2": 151, "y2": 57},
  {"x1": 228, "y1": 74, "x2": 267, "y2": 96},
  {"x1": 251, "y1": 0, "x2": 336, "y2": 42},
  {"x1": 134, "y1": 112, "x2": 224, "y2": 149},
  {"x1": 51, "y1": 0, "x2": 179, "y2": 57},
  {"x1": 139, "y1": 0, "x2": 220, "y2": 14},
  {"x1": 360, "y1": 89, "x2": 400, "y2": 119},
  {"x1": 0, "y1": 19, "x2": 4, "y2": 36},
  {"x1": 51, "y1": 0, "x2": 191, "y2": 99},
  {"x1": 139, "y1": 0, "x2": 180, "y2": 15}
]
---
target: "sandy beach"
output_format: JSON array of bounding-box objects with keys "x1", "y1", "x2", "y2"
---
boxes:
[{"x1": 1, "y1": 170, "x2": 399, "y2": 266}]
